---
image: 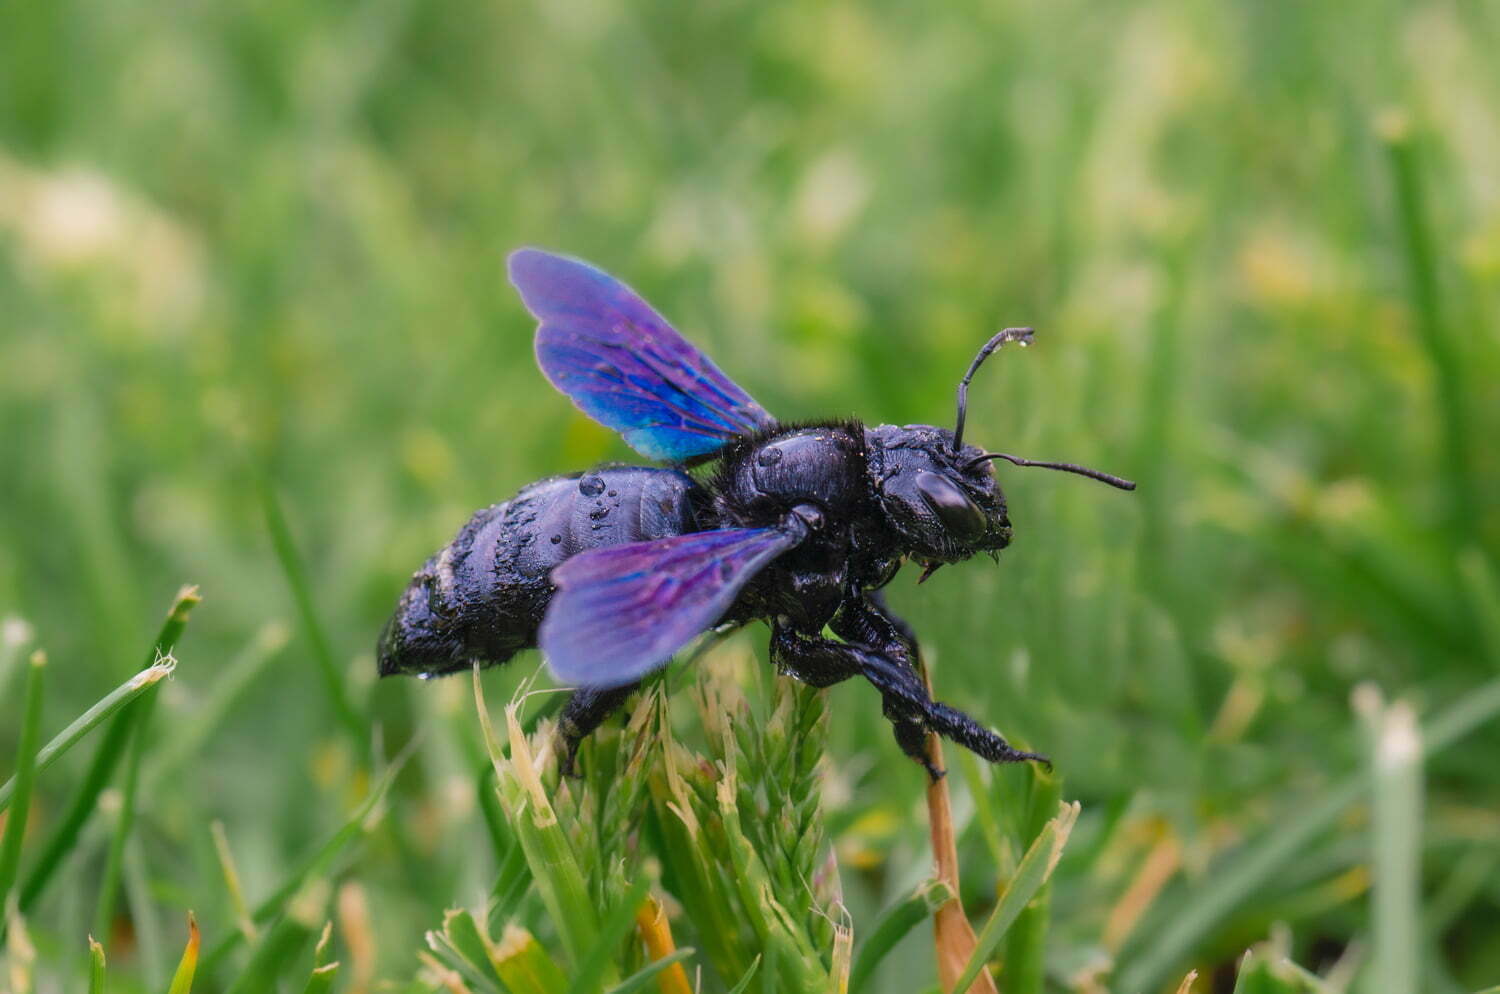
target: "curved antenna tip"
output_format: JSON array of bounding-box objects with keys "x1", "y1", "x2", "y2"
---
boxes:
[{"x1": 952, "y1": 327, "x2": 1036, "y2": 450}]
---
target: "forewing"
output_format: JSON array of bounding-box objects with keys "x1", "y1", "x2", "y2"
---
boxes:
[
  {"x1": 539, "y1": 527, "x2": 797, "y2": 687},
  {"x1": 509, "y1": 248, "x2": 775, "y2": 461}
]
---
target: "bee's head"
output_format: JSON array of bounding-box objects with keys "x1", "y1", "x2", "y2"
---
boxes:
[
  {"x1": 866, "y1": 424, "x2": 1012, "y2": 569},
  {"x1": 867, "y1": 328, "x2": 1135, "y2": 579}
]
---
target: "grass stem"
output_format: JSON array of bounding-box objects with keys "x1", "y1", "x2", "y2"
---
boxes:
[
  {"x1": 0, "y1": 651, "x2": 46, "y2": 913},
  {"x1": 1372, "y1": 702, "x2": 1423, "y2": 994},
  {"x1": 258, "y1": 476, "x2": 367, "y2": 745}
]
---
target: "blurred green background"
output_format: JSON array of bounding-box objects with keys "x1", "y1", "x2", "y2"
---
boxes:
[{"x1": 2, "y1": 0, "x2": 1498, "y2": 990}]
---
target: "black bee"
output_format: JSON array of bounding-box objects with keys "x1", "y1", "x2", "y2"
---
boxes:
[{"x1": 379, "y1": 249, "x2": 1134, "y2": 778}]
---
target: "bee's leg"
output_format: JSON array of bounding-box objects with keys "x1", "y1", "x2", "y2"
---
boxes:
[
  {"x1": 777, "y1": 603, "x2": 1047, "y2": 778},
  {"x1": 770, "y1": 622, "x2": 863, "y2": 687},
  {"x1": 866, "y1": 590, "x2": 920, "y2": 654},
  {"x1": 890, "y1": 711, "x2": 944, "y2": 781},
  {"x1": 831, "y1": 597, "x2": 936, "y2": 776},
  {"x1": 557, "y1": 682, "x2": 638, "y2": 778},
  {"x1": 856, "y1": 651, "x2": 1048, "y2": 774}
]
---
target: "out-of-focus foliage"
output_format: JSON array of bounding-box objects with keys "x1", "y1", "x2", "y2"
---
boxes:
[{"x1": 1, "y1": 0, "x2": 1498, "y2": 990}]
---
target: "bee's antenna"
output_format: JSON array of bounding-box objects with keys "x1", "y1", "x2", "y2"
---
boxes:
[
  {"x1": 967, "y1": 452, "x2": 1136, "y2": 491},
  {"x1": 952, "y1": 327, "x2": 1034, "y2": 451}
]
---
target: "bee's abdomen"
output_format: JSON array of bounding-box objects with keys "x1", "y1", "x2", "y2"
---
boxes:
[{"x1": 378, "y1": 467, "x2": 699, "y2": 678}]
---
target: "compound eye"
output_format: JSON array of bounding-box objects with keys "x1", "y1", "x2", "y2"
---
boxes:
[{"x1": 915, "y1": 471, "x2": 986, "y2": 539}]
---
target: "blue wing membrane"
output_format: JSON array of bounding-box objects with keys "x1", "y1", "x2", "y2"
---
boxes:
[
  {"x1": 508, "y1": 248, "x2": 776, "y2": 462},
  {"x1": 539, "y1": 527, "x2": 799, "y2": 687}
]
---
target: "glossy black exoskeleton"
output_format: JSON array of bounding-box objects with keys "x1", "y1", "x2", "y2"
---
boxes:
[{"x1": 379, "y1": 251, "x2": 1134, "y2": 778}]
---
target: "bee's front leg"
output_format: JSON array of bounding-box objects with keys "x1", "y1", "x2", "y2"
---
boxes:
[{"x1": 833, "y1": 596, "x2": 1048, "y2": 777}]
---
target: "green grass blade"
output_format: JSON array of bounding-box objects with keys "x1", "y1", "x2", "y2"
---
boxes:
[
  {"x1": 603, "y1": 948, "x2": 694, "y2": 994},
  {"x1": 212, "y1": 820, "x2": 259, "y2": 943},
  {"x1": 301, "y1": 962, "x2": 341, "y2": 994},
  {"x1": 18, "y1": 706, "x2": 137, "y2": 911},
  {"x1": 140, "y1": 586, "x2": 202, "y2": 674},
  {"x1": 565, "y1": 872, "x2": 652, "y2": 994},
  {"x1": 88, "y1": 935, "x2": 107, "y2": 994},
  {"x1": 476, "y1": 670, "x2": 602, "y2": 970},
  {"x1": 21, "y1": 588, "x2": 203, "y2": 910},
  {"x1": 1373, "y1": 702, "x2": 1423, "y2": 994},
  {"x1": 477, "y1": 762, "x2": 512, "y2": 864},
  {"x1": 224, "y1": 879, "x2": 330, "y2": 994},
  {"x1": 311, "y1": 920, "x2": 334, "y2": 969},
  {"x1": 950, "y1": 801, "x2": 1078, "y2": 994},
  {"x1": 725, "y1": 956, "x2": 761, "y2": 994},
  {"x1": 18, "y1": 707, "x2": 136, "y2": 914},
  {"x1": 1118, "y1": 674, "x2": 1500, "y2": 992},
  {"x1": 0, "y1": 651, "x2": 47, "y2": 911},
  {"x1": 258, "y1": 476, "x2": 366, "y2": 744},
  {"x1": 848, "y1": 878, "x2": 953, "y2": 994},
  {"x1": 427, "y1": 908, "x2": 505, "y2": 991},
  {"x1": 488, "y1": 925, "x2": 570, "y2": 994},
  {"x1": 1379, "y1": 112, "x2": 1476, "y2": 543},
  {"x1": 1004, "y1": 765, "x2": 1063, "y2": 994},
  {"x1": 200, "y1": 747, "x2": 408, "y2": 972},
  {"x1": 166, "y1": 912, "x2": 202, "y2": 994},
  {"x1": 956, "y1": 750, "x2": 1007, "y2": 871},
  {"x1": 91, "y1": 675, "x2": 159, "y2": 941},
  {"x1": 125, "y1": 837, "x2": 166, "y2": 986},
  {"x1": 0, "y1": 654, "x2": 175, "y2": 814}
]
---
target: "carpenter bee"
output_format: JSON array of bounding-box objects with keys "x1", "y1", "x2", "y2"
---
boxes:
[{"x1": 379, "y1": 249, "x2": 1134, "y2": 778}]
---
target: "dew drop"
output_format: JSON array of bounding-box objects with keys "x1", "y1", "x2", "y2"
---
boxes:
[
  {"x1": 756, "y1": 447, "x2": 783, "y2": 467},
  {"x1": 550, "y1": 534, "x2": 562, "y2": 544},
  {"x1": 578, "y1": 475, "x2": 606, "y2": 497}
]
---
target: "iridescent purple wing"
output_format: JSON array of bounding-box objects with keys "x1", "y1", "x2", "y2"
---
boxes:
[
  {"x1": 539, "y1": 527, "x2": 798, "y2": 687},
  {"x1": 508, "y1": 248, "x2": 776, "y2": 462}
]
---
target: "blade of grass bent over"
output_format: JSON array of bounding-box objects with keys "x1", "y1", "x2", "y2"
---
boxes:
[
  {"x1": 950, "y1": 801, "x2": 1080, "y2": 994},
  {"x1": 21, "y1": 588, "x2": 201, "y2": 911},
  {"x1": 0, "y1": 654, "x2": 175, "y2": 814},
  {"x1": 0, "y1": 651, "x2": 46, "y2": 913}
]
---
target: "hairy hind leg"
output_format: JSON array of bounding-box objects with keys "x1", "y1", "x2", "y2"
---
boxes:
[{"x1": 557, "y1": 682, "x2": 638, "y2": 777}]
